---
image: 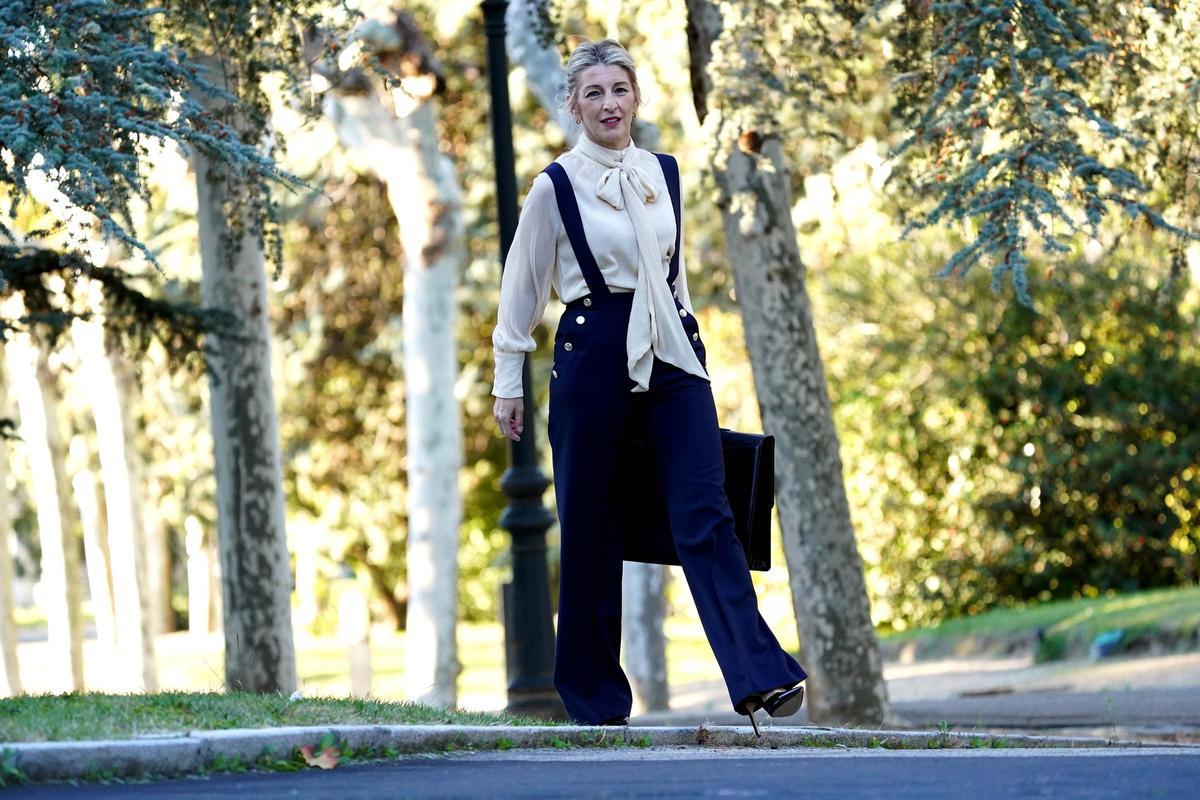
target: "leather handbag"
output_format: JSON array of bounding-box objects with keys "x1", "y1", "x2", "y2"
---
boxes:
[{"x1": 616, "y1": 429, "x2": 775, "y2": 571}]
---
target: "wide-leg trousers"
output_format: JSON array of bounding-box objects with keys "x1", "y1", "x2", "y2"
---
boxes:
[{"x1": 547, "y1": 291, "x2": 807, "y2": 724}]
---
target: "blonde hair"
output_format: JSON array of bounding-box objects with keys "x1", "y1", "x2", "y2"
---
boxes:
[{"x1": 562, "y1": 38, "x2": 642, "y2": 115}]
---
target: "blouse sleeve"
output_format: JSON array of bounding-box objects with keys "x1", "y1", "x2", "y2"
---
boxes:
[{"x1": 492, "y1": 173, "x2": 560, "y2": 398}]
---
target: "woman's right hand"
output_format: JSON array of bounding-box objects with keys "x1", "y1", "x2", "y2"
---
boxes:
[{"x1": 493, "y1": 396, "x2": 524, "y2": 442}]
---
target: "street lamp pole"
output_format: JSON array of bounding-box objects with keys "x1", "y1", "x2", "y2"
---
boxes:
[{"x1": 481, "y1": 0, "x2": 564, "y2": 720}]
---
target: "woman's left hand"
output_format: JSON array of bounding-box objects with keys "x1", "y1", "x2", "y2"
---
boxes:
[{"x1": 493, "y1": 396, "x2": 524, "y2": 442}]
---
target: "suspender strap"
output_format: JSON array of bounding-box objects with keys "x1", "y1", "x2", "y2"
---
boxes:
[
  {"x1": 654, "y1": 153, "x2": 682, "y2": 288},
  {"x1": 542, "y1": 155, "x2": 682, "y2": 296},
  {"x1": 541, "y1": 162, "x2": 610, "y2": 297}
]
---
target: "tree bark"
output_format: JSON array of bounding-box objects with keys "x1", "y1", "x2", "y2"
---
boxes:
[
  {"x1": 193, "y1": 56, "x2": 297, "y2": 694},
  {"x1": 10, "y1": 338, "x2": 85, "y2": 691},
  {"x1": 109, "y1": 347, "x2": 172, "y2": 637},
  {"x1": 71, "y1": 444, "x2": 120, "y2": 687},
  {"x1": 505, "y1": 3, "x2": 670, "y2": 711},
  {"x1": 322, "y1": 15, "x2": 463, "y2": 706},
  {"x1": 621, "y1": 562, "x2": 669, "y2": 711},
  {"x1": 0, "y1": 346, "x2": 23, "y2": 696},
  {"x1": 505, "y1": 0, "x2": 577, "y2": 144},
  {"x1": 71, "y1": 319, "x2": 158, "y2": 690},
  {"x1": 687, "y1": 0, "x2": 889, "y2": 726},
  {"x1": 184, "y1": 515, "x2": 212, "y2": 637}
]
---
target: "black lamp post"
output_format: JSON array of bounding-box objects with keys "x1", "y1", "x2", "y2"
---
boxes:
[{"x1": 481, "y1": 0, "x2": 565, "y2": 720}]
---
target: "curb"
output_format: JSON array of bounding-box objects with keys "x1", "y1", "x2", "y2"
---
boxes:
[{"x1": 0, "y1": 723, "x2": 1176, "y2": 783}]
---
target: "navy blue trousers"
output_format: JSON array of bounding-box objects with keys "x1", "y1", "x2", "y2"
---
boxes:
[{"x1": 547, "y1": 290, "x2": 807, "y2": 724}]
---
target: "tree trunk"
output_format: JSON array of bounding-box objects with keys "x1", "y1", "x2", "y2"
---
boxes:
[
  {"x1": 0, "y1": 346, "x2": 23, "y2": 697},
  {"x1": 505, "y1": 0, "x2": 578, "y2": 144},
  {"x1": 621, "y1": 562, "x2": 669, "y2": 711},
  {"x1": 687, "y1": 0, "x2": 889, "y2": 726},
  {"x1": 142, "y1": 514, "x2": 173, "y2": 635},
  {"x1": 184, "y1": 515, "x2": 212, "y2": 637},
  {"x1": 193, "y1": 57, "x2": 296, "y2": 694},
  {"x1": 393, "y1": 112, "x2": 462, "y2": 706},
  {"x1": 323, "y1": 14, "x2": 465, "y2": 707},
  {"x1": 71, "y1": 319, "x2": 158, "y2": 690},
  {"x1": 505, "y1": 2, "x2": 669, "y2": 710},
  {"x1": 293, "y1": 521, "x2": 319, "y2": 635},
  {"x1": 71, "y1": 443, "x2": 120, "y2": 687},
  {"x1": 109, "y1": 348, "x2": 172, "y2": 637},
  {"x1": 10, "y1": 338, "x2": 85, "y2": 691}
]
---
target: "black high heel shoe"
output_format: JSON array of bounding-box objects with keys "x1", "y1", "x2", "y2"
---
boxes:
[
  {"x1": 599, "y1": 715, "x2": 629, "y2": 726},
  {"x1": 763, "y1": 684, "x2": 805, "y2": 718},
  {"x1": 738, "y1": 683, "x2": 805, "y2": 737}
]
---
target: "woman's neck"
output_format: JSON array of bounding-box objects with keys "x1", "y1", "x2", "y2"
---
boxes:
[{"x1": 579, "y1": 133, "x2": 633, "y2": 157}]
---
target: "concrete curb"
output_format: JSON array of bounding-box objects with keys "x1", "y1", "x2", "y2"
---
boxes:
[{"x1": 0, "y1": 723, "x2": 1178, "y2": 783}]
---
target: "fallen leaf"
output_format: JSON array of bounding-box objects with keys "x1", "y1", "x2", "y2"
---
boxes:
[{"x1": 299, "y1": 744, "x2": 341, "y2": 770}]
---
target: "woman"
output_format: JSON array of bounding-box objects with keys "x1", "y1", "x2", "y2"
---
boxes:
[{"x1": 492, "y1": 38, "x2": 806, "y2": 731}]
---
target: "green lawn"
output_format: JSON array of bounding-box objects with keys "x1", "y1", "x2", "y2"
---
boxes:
[
  {"x1": 8, "y1": 586, "x2": 1196, "y2": 745},
  {"x1": 881, "y1": 585, "x2": 1200, "y2": 661},
  {"x1": 0, "y1": 691, "x2": 557, "y2": 744}
]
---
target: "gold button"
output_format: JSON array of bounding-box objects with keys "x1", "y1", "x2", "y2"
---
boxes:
[
  {"x1": 679, "y1": 308, "x2": 687, "y2": 317},
  {"x1": 564, "y1": 342, "x2": 573, "y2": 351},
  {"x1": 692, "y1": 333, "x2": 699, "y2": 341},
  {"x1": 576, "y1": 315, "x2": 586, "y2": 324},
  {"x1": 583, "y1": 298, "x2": 592, "y2": 307}
]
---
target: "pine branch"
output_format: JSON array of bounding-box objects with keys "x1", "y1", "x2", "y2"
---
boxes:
[
  {"x1": 887, "y1": 0, "x2": 1200, "y2": 304},
  {"x1": 0, "y1": 244, "x2": 235, "y2": 371}
]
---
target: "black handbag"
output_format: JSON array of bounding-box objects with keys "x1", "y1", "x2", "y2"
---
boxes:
[{"x1": 616, "y1": 429, "x2": 775, "y2": 571}]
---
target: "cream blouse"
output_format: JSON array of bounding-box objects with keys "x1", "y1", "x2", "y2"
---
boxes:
[{"x1": 491, "y1": 137, "x2": 706, "y2": 398}]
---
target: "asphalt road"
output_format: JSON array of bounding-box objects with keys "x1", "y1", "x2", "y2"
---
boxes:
[
  {"x1": 893, "y1": 685, "x2": 1200, "y2": 730},
  {"x1": 636, "y1": 683, "x2": 1200, "y2": 736},
  {"x1": 8, "y1": 747, "x2": 1198, "y2": 799}
]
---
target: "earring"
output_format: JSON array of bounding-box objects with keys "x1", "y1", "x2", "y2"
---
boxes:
[{"x1": 575, "y1": 117, "x2": 581, "y2": 124}]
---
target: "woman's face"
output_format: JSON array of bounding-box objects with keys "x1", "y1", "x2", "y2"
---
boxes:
[{"x1": 572, "y1": 64, "x2": 637, "y2": 150}]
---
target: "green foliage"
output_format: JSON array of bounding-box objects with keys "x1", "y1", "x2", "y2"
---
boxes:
[
  {"x1": 0, "y1": 1, "x2": 277, "y2": 262},
  {"x1": 0, "y1": 0, "x2": 338, "y2": 355},
  {"x1": 0, "y1": 691, "x2": 560, "y2": 744},
  {"x1": 704, "y1": 0, "x2": 883, "y2": 185},
  {"x1": 974, "y1": 263, "x2": 1200, "y2": 602},
  {"x1": 882, "y1": 584, "x2": 1200, "y2": 649},
  {"x1": 255, "y1": 747, "x2": 304, "y2": 773},
  {"x1": 204, "y1": 753, "x2": 248, "y2": 774},
  {"x1": 0, "y1": 748, "x2": 27, "y2": 788},
  {"x1": 884, "y1": 0, "x2": 1200, "y2": 302},
  {"x1": 823, "y1": 240, "x2": 1200, "y2": 629},
  {"x1": 702, "y1": 1, "x2": 1197, "y2": 303},
  {"x1": 276, "y1": 171, "x2": 410, "y2": 627}
]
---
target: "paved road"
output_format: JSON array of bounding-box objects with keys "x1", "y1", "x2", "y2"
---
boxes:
[
  {"x1": 638, "y1": 654, "x2": 1200, "y2": 737},
  {"x1": 893, "y1": 685, "x2": 1200, "y2": 731},
  {"x1": 641, "y1": 685, "x2": 1200, "y2": 732},
  {"x1": 8, "y1": 747, "x2": 1198, "y2": 799}
]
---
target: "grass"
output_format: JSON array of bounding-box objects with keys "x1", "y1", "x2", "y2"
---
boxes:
[
  {"x1": 0, "y1": 691, "x2": 561, "y2": 744},
  {"x1": 13, "y1": 618, "x2": 745, "y2": 706},
  {"x1": 881, "y1": 585, "x2": 1200, "y2": 661}
]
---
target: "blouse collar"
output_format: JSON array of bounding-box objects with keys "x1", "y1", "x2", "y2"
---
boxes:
[{"x1": 575, "y1": 134, "x2": 635, "y2": 166}]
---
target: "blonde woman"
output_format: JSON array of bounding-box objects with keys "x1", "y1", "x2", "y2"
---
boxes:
[{"x1": 492, "y1": 39, "x2": 806, "y2": 731}]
